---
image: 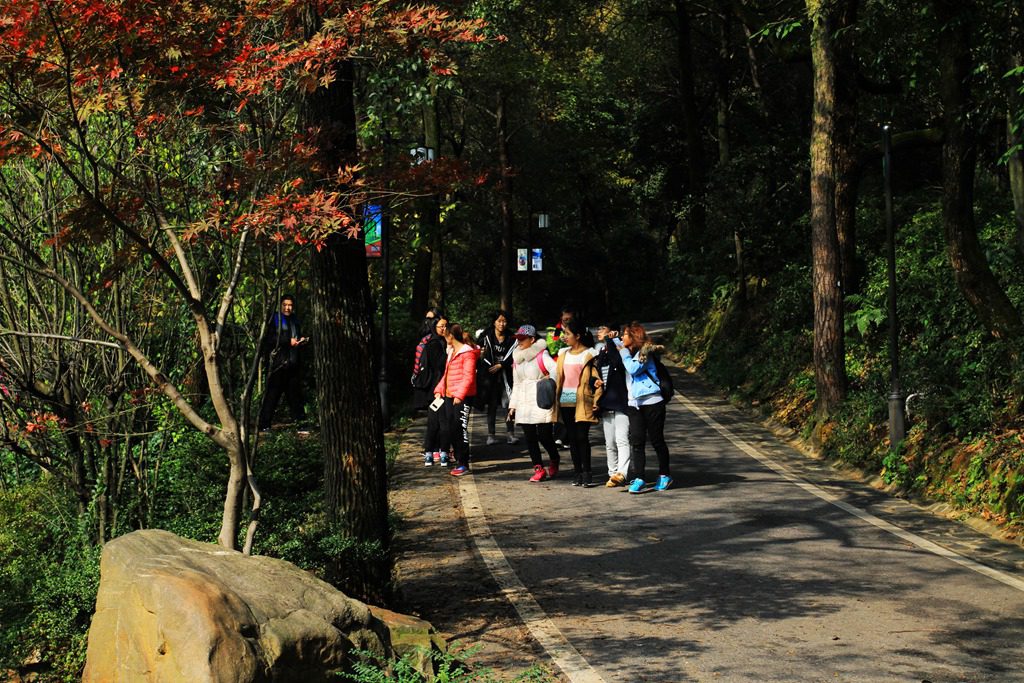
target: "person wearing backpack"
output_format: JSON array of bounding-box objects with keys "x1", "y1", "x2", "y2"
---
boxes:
[
  {"x1": 507, "y1": 325, "x2": 561, "y2": 482},
  {"x1": 412, "y1": 313, "x2": 450, "y2": 466},
  {"x1": 594, "y1": 323, "x2": 631, "y2": 487},
  {"x1": 618, "y1": 322, "x2": 672, "y2": 493}
]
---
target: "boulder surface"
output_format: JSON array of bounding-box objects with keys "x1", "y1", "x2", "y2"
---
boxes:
[{"x1": 83, "y1": 529, "x2": 442, "y2": 682}]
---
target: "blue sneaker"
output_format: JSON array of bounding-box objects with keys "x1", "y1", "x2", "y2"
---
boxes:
[
  {"x1": 655, "y1": 475, "x2": 673, "y2": 491},
  {"x1": 439, "y1": 452, "x2": 449, "y2": 467},
  {"x1": 450, "y1": 465, "x2": 469, "y2": 477},
  {"x1": 627, "y1": 478, "x2": 646, "y2": 494},
  {"x1": 423, "y1": 452, "x2": 433, "y2": 467}
]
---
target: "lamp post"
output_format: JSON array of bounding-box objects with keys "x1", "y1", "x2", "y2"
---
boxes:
[{"x1": 883, "y1": 125, "x2": 905, "y2": 448}]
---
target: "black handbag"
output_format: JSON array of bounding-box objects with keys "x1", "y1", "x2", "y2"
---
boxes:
[{"x1": 534, "y1": 354, "x2": 556, "y2": 409}]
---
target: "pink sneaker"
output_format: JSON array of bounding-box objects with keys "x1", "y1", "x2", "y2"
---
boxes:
[
  {"x1": 546, "y1": 462, "x2": 559, "y2": 479},
  {"x1": 529, "y1": 465, "x2": 547, "y2": 482}
]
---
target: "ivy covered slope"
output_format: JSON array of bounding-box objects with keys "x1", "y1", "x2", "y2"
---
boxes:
[{"x1": 673, "y1": 197, "x2": 1023, "y2": 535}]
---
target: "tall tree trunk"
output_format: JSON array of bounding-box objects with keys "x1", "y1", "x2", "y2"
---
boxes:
[
  {"x1": 935, "y1": 0, "x2": 1024, "y2": 339},
  {"x1": 1008, "y1": 3, "x2": 1024, "y2": 261},
  {"x1": 304, "y1": 45, "x2": 390, "y2": 600},
  {"x1": 496, "y1": 90, "x2": 514, "y2": 315},
  {"x1": 833, "y1": 0, "x2": 860, "y2": 295},
  {"x1": 410, "y1": 246, "x2": 432, "y2": 321},
  {"x1": 674, "y1": 0, "x2": 708, "y2": 240},
  {"x1": 423, "y1": 92, "x2": 445, "y2": 311},
  {"x1": 716, "y1": 6, "x2": 746, "y2": 304},
  {"x1": 807, "y1": 0, "x2": 847, "y2": 418}
]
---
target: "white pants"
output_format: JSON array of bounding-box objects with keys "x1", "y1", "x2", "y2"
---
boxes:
[{"x1": 602, "y1": 411, "x2": 631, "y2": 477}]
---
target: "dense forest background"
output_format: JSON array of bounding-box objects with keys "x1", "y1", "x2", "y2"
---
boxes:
[{"x1": 1, "y1": 0, "x2": 1022, "y2": 679}]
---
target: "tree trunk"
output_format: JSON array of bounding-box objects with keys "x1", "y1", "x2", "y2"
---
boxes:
[
  {"x1": 935, "y1": 0, "x2": 1024, "y2": 339},
  {"x1": 716, "y1": 6, "x2": 746, "y2": 304},
  {"x1": 423, "y1": 93, "x2": 445, "y2": 311},
  {"x1": 1008, "y1": 4, "x2": 1024, "y2": 261},
  {"x1": 674, "y1": 0, "x2": 708, "y2": 240},
  {"x1": 497, "y1": 90, "x2": 514, "y2": 315},
  {"x1": 304, "y1": 44, "x2": 390, "y2": 601},
  {"x1": 833, "y1": 0, "x2": 860, "y2": 295},
  {"x1": 807, "y1": 0, "x2": 847, "y2": 417}
]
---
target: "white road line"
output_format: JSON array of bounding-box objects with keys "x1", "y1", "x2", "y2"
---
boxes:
[
  {"x1": 674, "y1": 391, "x2": 1024, "y2": 594},
  {"x1": 457, "y1": 472, "x2": 608, "y2": 683}
]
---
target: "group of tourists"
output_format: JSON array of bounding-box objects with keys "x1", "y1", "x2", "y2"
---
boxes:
[{"x1": 411, "y1": 306, "x2": 674, "y2": 493}]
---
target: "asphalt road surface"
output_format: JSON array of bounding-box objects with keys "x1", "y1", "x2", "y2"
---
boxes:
[{"x1": 455, "y1": 363, "x2": 1024, "y2": 683}]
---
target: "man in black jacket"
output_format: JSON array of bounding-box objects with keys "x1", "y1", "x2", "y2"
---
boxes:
[{"x1": 258, "y1": 295, "x2": 308, "y2": 431}]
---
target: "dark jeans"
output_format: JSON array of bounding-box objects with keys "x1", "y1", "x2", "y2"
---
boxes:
[
  {"x1": 438, "y1": 398, "x2": 472, "y2": 468},
  {"x1": 627, "y1": 402, "x2": 670, "y2": 481},
  {"x1": 519, "y1": 423, "x2": 560, "y2": 468},
  {"x1": 559, "y1": 407, "x2": 592, "y2": 474},
  {"x1": 484, "y1": 380, "x2": 513, "y2": 435},
  {"x1": 258, "y1": 367, "x2": 304, "y2": 429}
]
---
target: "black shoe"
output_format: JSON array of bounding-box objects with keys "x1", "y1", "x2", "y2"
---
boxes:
[
  {"x1": 583, "y1": 472, "x2": 593, "y2": 487},
  {"x1": 571, "y1": 473, "x2": 583, "y2": 487}
]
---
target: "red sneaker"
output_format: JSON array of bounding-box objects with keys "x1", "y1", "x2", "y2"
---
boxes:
[
  {"x1": 546, "y1": 462, "x2": 559, "y2": 479},
  {"x1": 529, "y1": 465, "x2": 547, "y2": 482}
]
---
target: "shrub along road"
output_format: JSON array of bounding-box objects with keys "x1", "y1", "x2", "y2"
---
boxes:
[{"x1": 394, "y1": 364, "x2": 1024, "y2": 682}]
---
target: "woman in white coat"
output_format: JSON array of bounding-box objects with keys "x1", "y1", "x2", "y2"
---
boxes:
[{"x1": 507, "y1": 324, "x2": 560, "y2": 482}]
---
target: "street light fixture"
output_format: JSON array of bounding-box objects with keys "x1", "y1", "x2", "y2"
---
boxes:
[{"x1": 882, "y1": 125, "x2": 905, "y2": 448}]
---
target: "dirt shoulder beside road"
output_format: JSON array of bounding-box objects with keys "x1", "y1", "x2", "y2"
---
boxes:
[{"x1": 388, "y1": 418, "x2": 565, "y2": 681}]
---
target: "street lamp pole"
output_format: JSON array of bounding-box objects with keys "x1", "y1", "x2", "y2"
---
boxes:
[
  {"x1": 378, "y1": 209, "x2": 390, "y2": 427},
  {"x1": 883, "y1": 125, "x2": 905, "y2": 448}
]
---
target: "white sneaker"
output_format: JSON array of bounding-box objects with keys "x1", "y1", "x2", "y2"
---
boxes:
[
  {"x1": 486, "y1": 435, "x2": 498, "y2": 445},
  {"x1": 506, "y1": 434, "x2": 519, "y2": 444}
]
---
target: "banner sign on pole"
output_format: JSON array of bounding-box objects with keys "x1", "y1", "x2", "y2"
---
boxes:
[
  {"x1": 364, "y1": 204, "x2": 382, "y2": 258},
  {"x1": 517, "y1": 249, "x2": 528, "y2": 271},
  {"x1": 531, "y1": 248, "x2": 543, "y2": 271}
]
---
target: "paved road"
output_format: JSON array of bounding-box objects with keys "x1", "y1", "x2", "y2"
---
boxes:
[{"x1": 455, "y1": 366, "x2": 1024, "y2": 683}]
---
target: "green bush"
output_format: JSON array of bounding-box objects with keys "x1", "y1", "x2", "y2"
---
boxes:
[
  {"x1": 0, "y1": 479, "x2": 100, "y2": 682},
  {"x1": 340, "y1": 645, "x2": 555, "y2": 683}
]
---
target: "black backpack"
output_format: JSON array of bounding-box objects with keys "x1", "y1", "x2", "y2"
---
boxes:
[{"x1": 643, "y1": 357, "x2": 675, "y2": 402}]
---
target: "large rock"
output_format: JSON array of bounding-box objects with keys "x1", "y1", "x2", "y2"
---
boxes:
[{"x1": 83, "y1": 529, "x2": 443, "y2": 682}]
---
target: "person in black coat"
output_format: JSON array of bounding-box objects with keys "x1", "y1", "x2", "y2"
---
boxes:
[
  {"x1": 258, "y1": 294, "x2": 309, "y2": 431},
  {"x1": 593, "y1": 323, "x2": 630, "y2": 486},
  {"x1": 477, "y1": 310, "x2": 517, "y2": 445},
  {"x1": 411, "y1": 314, "x2": 450, "y2": 466}
]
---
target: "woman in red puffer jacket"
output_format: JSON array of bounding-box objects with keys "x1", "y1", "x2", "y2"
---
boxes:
[{"x1": 434, "y1": 323, "x2": 481, "y2": 476}]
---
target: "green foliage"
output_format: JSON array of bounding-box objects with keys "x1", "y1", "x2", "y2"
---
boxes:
[
  {"x1": 683, "y1": 191, "x2": 1024, "y2": 531},
  {"x1": 0, "y1": 479, "x2": 100, "y2": 681},
  {"x1": 340, "y1": 645, "x2": 555, "y2": 683}
]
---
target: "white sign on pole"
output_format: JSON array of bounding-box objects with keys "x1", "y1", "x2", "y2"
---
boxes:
[{"x1": 517, "y1": 249, "x2": 528, "y2": 271}]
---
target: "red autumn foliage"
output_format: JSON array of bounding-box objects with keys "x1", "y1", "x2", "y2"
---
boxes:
[{"x1": 0, "y1": 0, "x2": 489, "y2": 249}]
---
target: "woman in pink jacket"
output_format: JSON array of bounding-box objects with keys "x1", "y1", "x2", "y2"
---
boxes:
[{"x1": 434, "y1": 323, "x2": 481, "y2": 476}]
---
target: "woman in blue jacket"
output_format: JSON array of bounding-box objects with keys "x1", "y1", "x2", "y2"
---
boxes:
[{"x1": 619, "y1": 322, "x2": 672, "y2": 493}]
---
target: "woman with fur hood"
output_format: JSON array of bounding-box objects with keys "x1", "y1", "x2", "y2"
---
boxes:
[
  {"x1": 434, "y1": 323, "x2": 481, "y2": 477},
  {"x1": 507, "y1": 325, "x2": 561, "y2": 482},
  {"x1": 618, "y1": 322, "x2": 672, "y2": 493}
]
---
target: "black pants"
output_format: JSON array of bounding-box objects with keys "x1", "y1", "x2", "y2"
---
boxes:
[
  {"x1": 258, "y1": 367, "x2": 304, "y2": 429},
  {"x1": 520, "y1": 423, "x2": 560, "y2": 468},
  {"x1": 423, "y1": 403, "x2": 443, "y2": 453},
  {"x1": 559, "y1": 407, "x2": 592, "y2": 474},
  {"x1": 627, "y1": 402, "x2": 670, "y2": 481},
  {"x1": 484, "y1": 380, "x2": 513, "y2": 436},
  {"x1": 438, "y1": 398, "x2": 472, "y2": 468}
]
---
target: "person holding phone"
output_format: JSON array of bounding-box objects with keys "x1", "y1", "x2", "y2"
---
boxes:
[
  {"x1": 258, "y1": 294, "x2": 309, "y2": 432},
  {"x1": 434, "y1": 323, "x2": 480, "y2": 476}
]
